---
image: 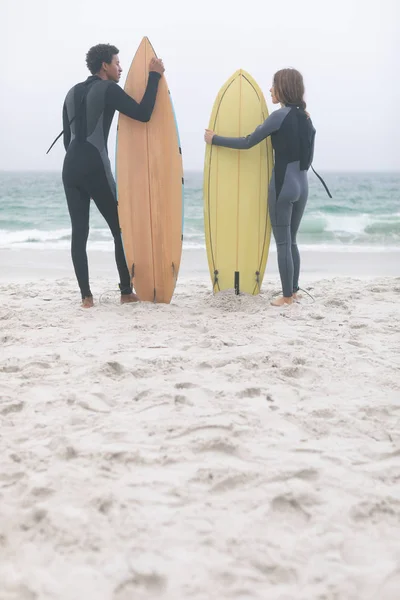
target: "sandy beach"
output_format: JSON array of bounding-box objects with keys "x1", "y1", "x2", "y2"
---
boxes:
[{"x1": 1, "y1": 247, "x2": 400, "y2": 599}]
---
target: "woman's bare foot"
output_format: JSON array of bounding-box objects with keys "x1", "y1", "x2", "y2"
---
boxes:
[
  {"x1": 293, "y1": 292, "x2": 302, "y2": 301},
  {"x1": 82, "y1": 296, "x2": 94, "y2": 308},
  {"x1": 121, "y1": 292, "x2": 139, "y2": 304},
  {"x1": 270, "y1": 295, "x2": 294, "y2": 306}
]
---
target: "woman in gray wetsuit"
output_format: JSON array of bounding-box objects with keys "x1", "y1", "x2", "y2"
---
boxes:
[{"x1": 205, "y1": 68, "x2": 318, "y2": 306}]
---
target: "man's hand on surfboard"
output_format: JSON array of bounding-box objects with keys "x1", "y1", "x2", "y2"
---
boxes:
[
  {"x1": 149, "y1": 57, "x2": 165, "y2": 75},
  {"x1": 204, "y1": 129, "x2": 215, "y2": 144}
]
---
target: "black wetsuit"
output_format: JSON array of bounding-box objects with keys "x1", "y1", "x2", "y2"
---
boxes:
[
  {"x1": 212, "y1": 105, "x2": 316, "y2": 297},
  {"x1": 62, "y1": 71, "x2": 161, "y2": 299}
]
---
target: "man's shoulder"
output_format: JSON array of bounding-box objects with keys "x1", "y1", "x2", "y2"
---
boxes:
[{"x1": 64, "y1": 77, "x2": 113, "y2": 100}]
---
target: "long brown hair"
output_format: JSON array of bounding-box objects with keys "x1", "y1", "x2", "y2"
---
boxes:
[{"x1": 273, "y1": 68, "x2": 306, "y2": 110}]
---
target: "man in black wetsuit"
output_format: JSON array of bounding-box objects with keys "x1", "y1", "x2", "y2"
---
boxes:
[{"x1": 62, "y1": 43, "x2": 164, "y2": 308}]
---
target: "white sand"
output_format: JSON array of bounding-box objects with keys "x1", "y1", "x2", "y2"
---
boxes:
[{"x1": 1, "y1": 248, "x2": 400, "y2": 600}]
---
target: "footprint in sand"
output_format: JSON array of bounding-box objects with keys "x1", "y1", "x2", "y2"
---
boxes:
[
  {"x1": 281, "y1": 366, "x2": 303, "y2": 378},
  {"x1": 21, "y1": 507, "x2": 48, "y2": 531},
  {"x1": 168, "y1": 423, "x2": 233, "y2": 440},
  {"x1": 195, "y1": 437, "x2": 238, "y2": 455},
  {"x1": 192, "y1": 468, "x2": 257, "y2": 493},
  {"x1": 174, "y1": 382, "x2": 197, "y2": 389},
  {"x1": 0, "y1": 310, "x2": 14, "y2": 320},
  {"x1": 77, "y1": 394, "x2": 111, "y2": 413},
  {"x1": 113, "y1": 571, "x2": 167, "y2": 599},
  {"x1": 1, "y1": 335, "x2": 19, "y2": 344},
  {"x1": 211, "y1": 471, "x2": 259, "y2": 493},
  {"x1": 198, "y1": 361, "x2": 212, "y2": 370},
  {"x1": 347, "y1": 339, "x2": 364, "y2": 348},
  {"x1": 325, "y1": 298, "x2": 349, "y2": 309},
  {"x1": 251, "y1": 561, "x2": 298, "y2": 585},
  {"x1": 0, "y1": 471, "x2": 25, "y2": 486},
  {"x1": 293, "y1": 468, "x2": 319, "y2": 481},
  {"x1": 350, "y1": 322, "x2": 368, "y2": 329},
  {"x1": 350, "y1": 499, "x2": 400, "y2": 525},
  {"x1": 48, "y1": 437, "x2": 78, "y2": 460},
  {"x1": 133, "y1": 390, "x2": 151, "y2": 402},
  {"x1": 270, "y1": 494, "x2": 311, "y2": 525},
  {"x1": 0, "y1": 401, "x2": 24, "y2": 416},
  {"x1": 102, "y1": 361, "x2": 125, "y2": 377},
  {"x1": 311, "y1": 408, "x2": 335, "y2": 419},
  {"x1": 270, "y1": 468, "x2": 319, "y2": 483},
  {"x1": 293, "y1": 357, "x2": 307, "y2": 365},
  {"x1": 30, "y1": 487, "x2": 55, "y2": 499},
  {"x1": 25, "y1": 361, "x2": 53, "y2": 369},
  {"x1": 174, "y1": 394, "x2": 193, "y2": 406},
  {"x1": 132, "y1": 367, "x2": 151, "y2": 379},
  {"x1": 237, "y1": 387, "x2": 262, "y2": 398},
  {"x1": 102, "y1": 449, "x2": 145, "y2": 465},
  {"x1": 92, "y1": 495, "x2": 114, "y2": 515},
  {"x1": 363, "y1": 405, "x2": 399, "y2": 419},
  {"x1": 0, "y1": 364, "x2": 21, "y2": 373},
  {"x1": 310, "y1": 313, "x2": 325, "y2": 320}
]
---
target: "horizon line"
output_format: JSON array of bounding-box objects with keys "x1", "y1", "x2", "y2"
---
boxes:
[{"x1": 1, "y1": 169, "x2": 400, "y2": 175}]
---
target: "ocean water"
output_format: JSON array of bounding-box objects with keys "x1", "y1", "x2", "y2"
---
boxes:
[{"x1": 0, "y1": 171, "x2": 399, "y2": 253}]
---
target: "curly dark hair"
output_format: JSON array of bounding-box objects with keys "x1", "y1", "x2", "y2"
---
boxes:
[{"x1": 86, "y1": 43, "x2": 119, "y2": 75}]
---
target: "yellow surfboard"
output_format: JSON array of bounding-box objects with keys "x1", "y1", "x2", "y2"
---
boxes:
[{"x1": 204, "y1": 70, "x2": 273, "y2": 295}]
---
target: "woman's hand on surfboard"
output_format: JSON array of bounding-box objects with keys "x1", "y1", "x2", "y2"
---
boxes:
[
  {"x1": 149, "y1": 57, "x2": 165, "y2": 75},
  {"x1": 204, "y1": 129, "x2": 215, "y2": 144}
]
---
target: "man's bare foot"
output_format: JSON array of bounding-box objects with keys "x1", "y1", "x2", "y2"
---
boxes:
[
  {"x1": 293, "y1": 292, "x2": 302, "y2": 301},
  {"x1": 121, "y1": 292, "x2": 139, "y2": 304},
  {"x1": 82, "y1": 296, "x2": 94, "y2": 308},
  {"x1": 270, "y1": 295, "x2": 294, "y2": 306}
]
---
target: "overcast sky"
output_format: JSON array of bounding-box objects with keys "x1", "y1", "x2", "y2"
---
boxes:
[{"x1": 1, "y1": 0, "x2": 399, "y2": 172}]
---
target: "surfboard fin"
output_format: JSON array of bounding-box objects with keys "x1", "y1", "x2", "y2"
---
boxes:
[
  {"x1": 234, "y1": 271, "x2": 240, "y2": 295},
  {"x1": 213, "y1": 270, "x2": 219, "y2": 288}
]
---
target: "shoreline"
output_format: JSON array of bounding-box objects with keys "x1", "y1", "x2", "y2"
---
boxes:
[{"x1": 0, "y1": 247, "x2": 398, "y2": 286}]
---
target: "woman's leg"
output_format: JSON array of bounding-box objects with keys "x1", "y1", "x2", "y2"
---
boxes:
[
  {"x1": 268, "y1": 172, "x2": 297, "y2": 301},
  {"x1": 291, "y1": 176, "x2": 308, "y2": 295}
]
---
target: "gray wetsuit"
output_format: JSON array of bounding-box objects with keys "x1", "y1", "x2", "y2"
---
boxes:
[{"x1": 212, "y1": 105, "x2": 316, "y2": 297}]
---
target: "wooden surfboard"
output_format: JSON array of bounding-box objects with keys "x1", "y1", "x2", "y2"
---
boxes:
[{"x1": 116, "y1": 37, "x2": 183, "y2": 303}]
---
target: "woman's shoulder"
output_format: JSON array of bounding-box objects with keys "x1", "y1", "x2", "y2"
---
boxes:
[{"x1": 265, "y1": 106, "x2": 292, "y2": 128}]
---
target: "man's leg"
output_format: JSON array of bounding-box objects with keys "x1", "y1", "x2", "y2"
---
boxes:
[
  {"x1": 83, "y1": 170, "x2": 136, "y2": 299},
  {"x1": 63, "y1": 183, "x2": 92, "y2": 301}
]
